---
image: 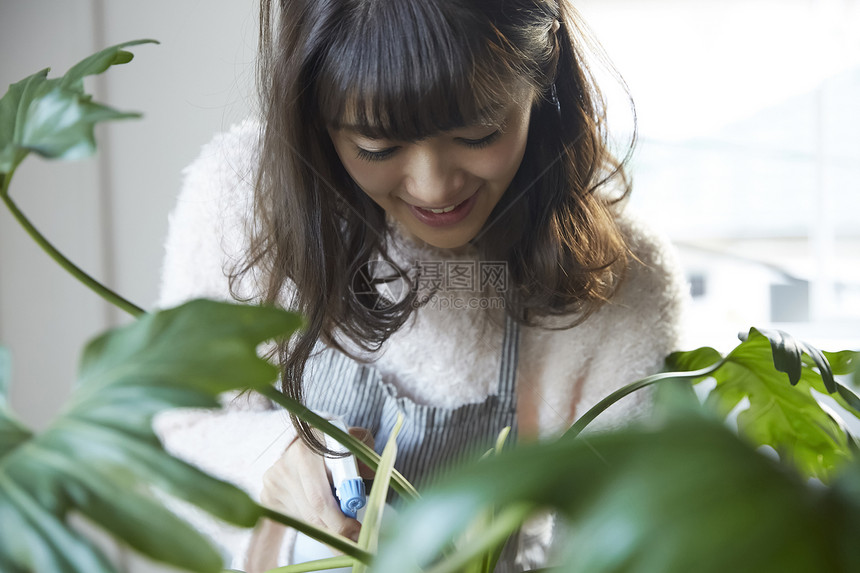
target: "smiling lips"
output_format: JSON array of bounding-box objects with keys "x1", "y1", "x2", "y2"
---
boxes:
[
  {"x1": 422, "y1": 204, "x2": 459, "y2": 214},
  {"x1": 407, "y1": 193, "x2": 478, "y2": 227}
]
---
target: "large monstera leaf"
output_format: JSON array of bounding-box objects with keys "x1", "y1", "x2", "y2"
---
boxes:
[
  {"x1": 0, "y1": 39, "x2": 156, "y2": 183},
  {"x1": 0, "y1": 300, "x2": 302, "y2": 573},
  {"x1": 372, "y1": 417, "x2": 860, "y2": 573},
  {"x1": 666, "y1": 327, "x2": 860, "y2": 481}
]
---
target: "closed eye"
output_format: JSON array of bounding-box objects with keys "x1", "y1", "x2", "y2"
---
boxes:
[
  {"x1": 354, "y1": 130, "x2": 502, "y2": 162},
  {"x1": 458, "y1": 130, "x2": 501, "y2": 149},
  {"x1": 355, "y1": 146, "x2": 399, "y2": 162}
]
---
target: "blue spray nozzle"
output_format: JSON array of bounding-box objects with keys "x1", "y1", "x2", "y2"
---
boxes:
[
  {"x1": 336, "y1": 478, "x2": 366, "y2": 519},
  {"x1": 321, "y1": 417, "x2": 367, "y2": 518}
]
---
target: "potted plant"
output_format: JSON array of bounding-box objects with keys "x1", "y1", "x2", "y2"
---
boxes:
[{"x1": 1, "y1": 41, "x2": 858, "y2": 573}]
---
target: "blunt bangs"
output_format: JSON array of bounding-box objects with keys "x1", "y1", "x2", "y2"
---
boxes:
[{"x1": 315, "y1": 1, "x2": 530, "y2": 141}]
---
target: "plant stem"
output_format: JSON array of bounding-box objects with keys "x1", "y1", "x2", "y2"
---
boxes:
[
  {"x1": 564, "y1": 360, "x2": 726, "y2": 439},
  {"x1": 263, "y1": 555, "x2": 355, "y2": 572},
  {"x1": 0, "y1": 174, "x2": 144, "y2": 318},
  {"x1": 259, "y1": 506, "x2": 372, "y2": 564},
  {"x1": 259, "y1": 385, "x2": 420, "y2": 501}
]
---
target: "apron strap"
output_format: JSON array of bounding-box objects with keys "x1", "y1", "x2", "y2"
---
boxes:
[{"x1": 496, "y1": 313, "x2": 520, "y2": 399}]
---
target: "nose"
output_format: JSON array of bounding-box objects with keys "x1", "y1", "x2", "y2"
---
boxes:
[{"x1": 403, "y1": 145, "x2": 466, "y2": 207}]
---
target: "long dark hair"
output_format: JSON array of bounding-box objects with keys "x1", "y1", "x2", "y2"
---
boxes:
[{"x1": 237, "y1": 0, "x2": 636, "y2": 451}]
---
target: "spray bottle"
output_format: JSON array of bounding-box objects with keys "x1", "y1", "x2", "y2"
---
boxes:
[{"x1": 291, "y1": 418, "x2": 367, "y2": 569}]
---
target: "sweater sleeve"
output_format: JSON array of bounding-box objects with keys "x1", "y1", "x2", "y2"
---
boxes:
[
  {"x1": 521, "y1": 208, "x2": 689, "y2": 436},
  {"x1": 517, "y1": 211, "x2": 689, "y2": 570},
  {"x1": 145, "y1": 119, "x2": 300, "y2": 569},
  {"x1": 579, "y1": 210, "x2": 688, "y2": 429},
  {"x1": 157, "y1": 118, "x2": 262, "y2": 309}
]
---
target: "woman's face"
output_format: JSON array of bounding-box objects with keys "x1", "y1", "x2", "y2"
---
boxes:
[{"x1": 327, "y1": 93, "x2": 535, "y2": 249}]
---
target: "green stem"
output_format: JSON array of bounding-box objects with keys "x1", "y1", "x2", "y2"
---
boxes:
[
  {"x1": 564, "y1": 360, "x2": 726, "y2": 440},
  {"x1": 0, "y1": 173, "x2": 144, "y2": 318},
  {"x1": 263, "y1": 555, "x2": 355, "y2": 572},
  {"x1": 259, "y1": 385, "x2": 420, "y2": 501},
  {"x1": 259, "y1": 506, "x2": 372, "y2": 564}
]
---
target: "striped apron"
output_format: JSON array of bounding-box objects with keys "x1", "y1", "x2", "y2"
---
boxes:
[{"x1": 302, "y1": 314, "x2": 522, "y2": 570}]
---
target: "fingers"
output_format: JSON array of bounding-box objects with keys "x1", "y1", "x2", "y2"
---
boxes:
[
  {"x1": 259, "y1": 432, "x2": 363, "y2": 544},
  {"x1": 348, "y1": 426, "x2": 375, "y2": 449},
  {"x1": 294, "y1": 442, "x2": 362, "y2": 541},
  {"x1": 348, "y1": 426, "x2": 376, "y2": 480}
]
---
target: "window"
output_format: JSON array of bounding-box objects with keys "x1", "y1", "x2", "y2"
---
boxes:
[{"x1": 580, "y1": 0, "x2": 860, "y2": 351}]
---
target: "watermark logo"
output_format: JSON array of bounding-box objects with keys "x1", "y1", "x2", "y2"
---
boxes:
[
  {"x1": 351, "y1": 259, "x2": 508, "y2": 313},
  {"x1": 413, "y1": 260, "x2": 508, "y2": 311},
  {"x1": 414, "y1": 261, "x2": 508, "y2": 292},
  {"x1": 350, "y1": 259, "x2": 411, "y2": 311}
]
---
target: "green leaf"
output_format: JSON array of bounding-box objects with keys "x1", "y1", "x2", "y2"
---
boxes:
[
  {"x1": 5, "y1": 445, "x2": 223, "y2": 571},
  {"x1": 0, "y1": 347, "x2": 32, "y2": 459},
  {"x1": 0, "y1": 39, "x2": 156, "y2": 178},
  {"x1": 0, "y1": 411, "x2": 31, "y2": 461},
  {"x1": 260, "y1": 386, "x2": 420, "y2": 502},
  {"x1": 424, "y1": 504, "x2": 532, "y2": 573},
  {"x1": 19, "y1": 90, "x2": 138, "y2": 163},
  {"x1": 748, "y1": 328, "x2": 836, "y2": 391},
  {"x1": 836, "y1": 383, "x2": 860, "y2": 415},
  {"x1": 0, "y1": 477, "x2": 115, "y2": 573},
  {"x1": 374, "y1": 418, "x2": 856, "y2": 573},
  {"x1": 828, "y1": 458, "x2": 860, "y2": 566},
  {"x1": 59, "y1": 40, "x2": 156, "y2": 92},
  {"x1": 0, "y1": 299, "x2": 303, "y2": 572},
  {"x1": 262, "y1": 555, "x2": 355, "y2": 572},
  {"x1": 665, "y1": 346, "x2": 723, "y2": 372},
  {"x1": 355, "y1": 413, "x2": 403, "y2": 573},
  {"x1": 0, "y1": 345, "x2": 11, "y2": 402},
  {"x1": 464, "y1": 426, "x2": 516, "y2": 573},
  {"x1": 0, "y1": 69, "x2": 47, "y2": 176},
  {"x1": 667, "y1": 329, "x2": 856, "y2": 481},
  {"x1": 822, "y1": 350, "x2": 858, "y2": 377},
  {"x1": 493, "y1": 426, "x2": 511, "y2": 455}
]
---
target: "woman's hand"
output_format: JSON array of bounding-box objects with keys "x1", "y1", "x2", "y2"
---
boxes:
[{"x1": 245, "y1": 427, "x2": 375, "y2": 572}]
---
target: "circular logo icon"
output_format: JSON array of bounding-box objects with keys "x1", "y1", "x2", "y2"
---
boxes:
[{"x1": 350, "y1": 259, "x2": 412, "y2": 313}]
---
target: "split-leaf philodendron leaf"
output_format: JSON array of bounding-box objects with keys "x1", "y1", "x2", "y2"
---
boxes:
[
  {"x1": 667, "y1": 327, "x2": 860, "y2": 481},
  {"x1": 373, "y1": 417, "x2": 860, "y2": 573},
  {"x1": 0, "y1": 299, "x2": 302, "y2": 573},
  {"x1": 0, "y1": 39, "x2": 156, "y2": 183},
  {"x1": 0, "y1": 345, "x2": 10, "y2": 402},
  {"x1": 0, "y1": 346, "x2": 32, "y2": 461}
]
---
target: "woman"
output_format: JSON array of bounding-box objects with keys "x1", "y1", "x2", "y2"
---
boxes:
[{"x1": 157, "y1": 0, "x2": 686, "y2": 570}]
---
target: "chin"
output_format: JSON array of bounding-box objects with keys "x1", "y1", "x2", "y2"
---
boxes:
[
  {"x1": 424, "y1": 238, "x2": 471, "y2": 250},
  {"x1": 415, "y1": 228, "x2": 479, "y2": 250}
]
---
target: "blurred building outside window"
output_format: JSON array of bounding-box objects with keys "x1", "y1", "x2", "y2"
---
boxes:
[{"x1": 581, "y1": 0, "x2": 860, "y2": 354}]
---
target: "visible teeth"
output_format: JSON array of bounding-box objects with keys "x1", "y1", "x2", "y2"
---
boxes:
[{"x1": 423, "y1": 204, "x2": 457, "y2": 214}]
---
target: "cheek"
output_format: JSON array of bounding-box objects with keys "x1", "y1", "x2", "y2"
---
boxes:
[
  {"x1": 473, "y1": 131, "x2": 529, "y2": 183},
  {"x1": 471, "y1": 107, "x2": 532, "y2": 182}
]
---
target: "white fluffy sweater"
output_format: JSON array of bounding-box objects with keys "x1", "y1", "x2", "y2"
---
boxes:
[{"x1": 151, "y1": 118, "x2": 688, "y2": 569}]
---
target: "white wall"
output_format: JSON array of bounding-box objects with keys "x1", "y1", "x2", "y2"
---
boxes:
[{"x1": 0, "y1": 0, "x2": 256, "y2": 429}]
